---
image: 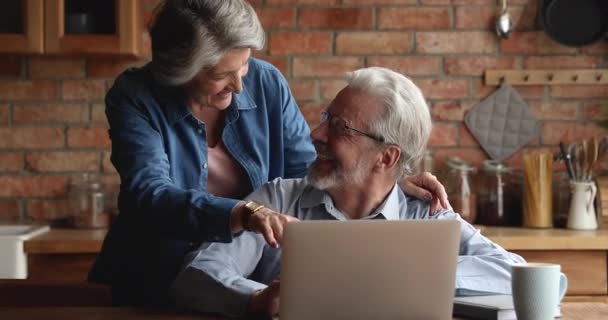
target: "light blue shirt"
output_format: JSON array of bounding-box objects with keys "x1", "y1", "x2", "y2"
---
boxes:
[{"x1": 170, "y1": 178, "x2": 525, "y2": 317}]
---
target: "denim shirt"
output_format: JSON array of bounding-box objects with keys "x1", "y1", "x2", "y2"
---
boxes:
[{"x1": 88, "y1": 58, "x2": 316, "y2": 304}]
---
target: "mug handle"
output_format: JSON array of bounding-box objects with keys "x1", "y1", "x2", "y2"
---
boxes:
[{"x1": 558, "y1": 272, "x2": 568, "y2": 301}]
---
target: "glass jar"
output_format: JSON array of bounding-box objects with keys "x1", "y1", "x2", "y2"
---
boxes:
[
  {"x1": 476, "y1": 160, "x2": 514, "y2": 226},
  {"x1": 68, "y1": 173, "x2": 109, "y2": 229},
  {"x1": 445, "y1": 157, "x2": 477, "y2": 224}
]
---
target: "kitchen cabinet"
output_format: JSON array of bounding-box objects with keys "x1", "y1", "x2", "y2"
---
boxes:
[{"x1": 0, "y1": 0, "x2": 142, "y2": 56}]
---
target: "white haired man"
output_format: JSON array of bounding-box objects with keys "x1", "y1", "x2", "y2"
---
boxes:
[{"x1": 170, "y1": 67, "x2": 525, "y2": 317}]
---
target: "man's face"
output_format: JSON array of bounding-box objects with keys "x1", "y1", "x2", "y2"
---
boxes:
[
  {"x1": 184, "y1": 48, "x2": 251, "y2": 109},
  {"x1": 308, "y1": 87, "x2": 384, "y2": 190}
]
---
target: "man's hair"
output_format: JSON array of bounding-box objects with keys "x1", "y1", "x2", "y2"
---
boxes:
[
  {"x1": 345, "y1": 67, "x2": 432, "y2": 178},
  {"x1": 148, "y1": 0, "x2": 265, "y2": 86}
]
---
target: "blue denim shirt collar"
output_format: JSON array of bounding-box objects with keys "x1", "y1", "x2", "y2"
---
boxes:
[{"x1": 150, "y1": 69, "x2": 258, "y2": 126}]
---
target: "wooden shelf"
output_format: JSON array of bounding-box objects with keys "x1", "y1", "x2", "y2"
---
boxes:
[{"x1": 485, "y1": 69, "x2": 608, "y2": 86}]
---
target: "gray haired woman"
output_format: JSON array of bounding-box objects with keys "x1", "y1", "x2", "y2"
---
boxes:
[{"x1": 88, "y1": 0, "x2": 449, "y2": 306}]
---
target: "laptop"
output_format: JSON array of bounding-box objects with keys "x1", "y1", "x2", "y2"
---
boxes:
[{"x1": 279, "y1": 219, "x2": 460, "y2": 320}]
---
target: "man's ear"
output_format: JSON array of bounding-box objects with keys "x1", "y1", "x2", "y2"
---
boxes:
[{"x1": 378, "y1": 145, "x2": 401, "y2": 172}]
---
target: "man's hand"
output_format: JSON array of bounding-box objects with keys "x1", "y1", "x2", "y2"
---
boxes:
[
  {"x1": 248, "y1": 279, "x2": 280, "y2": 316},
  {"x1": 400, "y1": 172, "x2": 451, "y2": 214}
]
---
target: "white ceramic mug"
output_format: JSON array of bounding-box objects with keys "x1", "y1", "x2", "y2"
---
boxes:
[
  {"x1": 512, "y1": 263, "x2": 568, "y2": 320},
  {"x1": 567, "y1": 181, "x2": 597, "y2": 230}
]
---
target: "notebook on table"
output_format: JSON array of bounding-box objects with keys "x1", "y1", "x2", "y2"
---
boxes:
[
  {"x1": 280, "y1": 219, "x2": 461, "y2": 320},
  {"x1": 453, "y1": 294, "x2": 562, "y2": 320}
]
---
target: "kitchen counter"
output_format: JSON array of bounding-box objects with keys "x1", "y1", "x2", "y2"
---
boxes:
[
  {"x1": 23, "y1": 226, "x2": 608, "y2": 254},
  {"x1": 21, "y1": 226, "x2": 608, "y2": 300}
]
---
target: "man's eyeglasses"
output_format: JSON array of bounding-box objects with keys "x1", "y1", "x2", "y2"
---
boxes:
[{"x1": 319, "y1": 111, "x2": 385, "y2": 143}]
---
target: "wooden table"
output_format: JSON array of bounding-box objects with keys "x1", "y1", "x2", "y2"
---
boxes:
[{"x1": 0, "y1": 303, "x2": 607, "y2": 319}]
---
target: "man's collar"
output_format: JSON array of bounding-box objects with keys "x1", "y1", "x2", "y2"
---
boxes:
[{"x1": 300, "y1": 181, "x2": 402, "y2": 221}]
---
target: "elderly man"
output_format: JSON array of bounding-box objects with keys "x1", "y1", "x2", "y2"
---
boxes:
[{"x1": 170, "y1": 67, "x2": 525, "y2": 317}]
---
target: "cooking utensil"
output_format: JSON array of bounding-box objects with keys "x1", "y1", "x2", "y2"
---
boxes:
[
  {"x1": 495, "y1": 0, "x2": 513, "y2": 39},
  {"x1": 559, "y1": 141, "x2": 575, "y2": 180},
  {"x1": 540, "y1": 0, "x2": 608, "y2": 47}
]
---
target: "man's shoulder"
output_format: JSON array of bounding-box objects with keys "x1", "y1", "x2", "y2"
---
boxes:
[{"x1": 399, "y1": 189, "x2": 433, "y2": 219}]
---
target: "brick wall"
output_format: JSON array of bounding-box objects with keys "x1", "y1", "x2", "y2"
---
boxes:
[{"x1": 0, "y1": 0, "x2": 606, "y2": 222}]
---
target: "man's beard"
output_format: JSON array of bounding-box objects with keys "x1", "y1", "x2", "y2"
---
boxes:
[{"x1": 308, "y1": 156, "x2": 370, "y2": 190}]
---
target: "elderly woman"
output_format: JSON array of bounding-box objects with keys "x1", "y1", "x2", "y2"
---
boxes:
[{"x1": 88, "y1": 0, "x2": 449, "y2": 306}]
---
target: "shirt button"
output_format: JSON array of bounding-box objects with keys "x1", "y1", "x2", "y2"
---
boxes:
[
  {"x1": 197, "y1": 129, "x2": 203, "y2": 134},
  {"x1": 203, "y1": 163, "x2": 208, "y2": 169}
]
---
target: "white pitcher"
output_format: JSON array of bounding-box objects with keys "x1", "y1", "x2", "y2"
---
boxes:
[{"x1": 566, "y1": 181, "x2": 597, "y2": 230}]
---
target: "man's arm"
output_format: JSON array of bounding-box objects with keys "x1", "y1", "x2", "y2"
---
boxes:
[
  {"x1": 169, "y1": 231, "x2": 268, "y2": 317},
  {"x1": 433, "y1": 210, "x2": 525, "y2": 295}
]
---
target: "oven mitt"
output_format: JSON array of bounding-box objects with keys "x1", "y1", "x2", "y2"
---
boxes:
[{"x1": 464, "y1": 82, "x2": 539, "y2": 161}]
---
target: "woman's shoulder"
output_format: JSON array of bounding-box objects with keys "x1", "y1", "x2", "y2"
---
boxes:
[
  {"x1": 108, "y1": 64, "x2": 155, "y2": 98},
  {"x1": 246, "y1": 57, "x2": 286, "y2": 81}
]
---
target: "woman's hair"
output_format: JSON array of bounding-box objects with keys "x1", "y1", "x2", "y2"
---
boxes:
[
  {"x1": 148, "y1": 0, "x2": 265, "y2": 86},
  {"x1": 346, "y1": 67, "x2": 432, "y2": 178}
]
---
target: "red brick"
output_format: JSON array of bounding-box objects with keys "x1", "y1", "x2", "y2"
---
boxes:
[
  {"x1": 379, "y1": 7, "x2": 450, "y2": 30},
  {"x1": 524, "y1": 56, "x2": 601, "y2": 69},
  {"x1": 0, "y1": 104, "x2": 8, "y2": 124},
  {"x1": 417, "y1": 31, "x2": 496, "y2": 54},
  {"x1": 0, "y1": 175, "x2": 68, "y2": 197},
  {"x1": 551, "y1": 85, "x2": 608, "y2": 99},
  {"x1": 26, "y1": 199, "x2": 71, "y2": 221},
  {"x1": 336, "y1": 32, "x2": 412, "y2": 55},
  {"x1": 541, "y1": 122, "x2": 608, "y2": 146},
  {"x1": 455, "y1": 6, "x2": 526, "y2": 30},
  {"x1": 367, "y1": 57, "x2": 440, "y2": 76},
  {"x1": 13, "y1": 103, "x2": 88, "y2": 124},
  {"x1": 320, "y1": 79, "x2": 348, "y2": 101},
  {"x1": 92, "y1": 103, "x2": 107, "y2": 123},
  {"x1": 460, "y1": 124, "x2": 479, "y2": 147},
  {"x1": 67, "y1": 126, "x2": 111, "y2": 148},
  {"x1": 444, "y1": 56, "x2": 517, "y2": 76},
  {"x1": 0, "y1": 56, "x2": 23, "y2": 77},
  {"x1": 102, "y1": 151, "x2": 116, "y2": 173},
  {"x1": 298, "y1": 103, "x2": 326, "y2": 128},
  {"x1": 529, "y1": 102, "x2": 578, "y2": 120},
  {"x1": 267, "y1": 0, "x2": 338, "y2": 4},
  {"x1": 25, "y1": 151, "x2": 99, "y2": 173},
  {"x1": 62, "y1": 80, "x2": 106, "y2": 100},
  {"x1": 86, "y1": 58, "x2": 145, "y2": 78},
  {"x1": 416, "y1": 79, "x2": 469, "y2": 99},
  {"x1": 0, "y1": 152, "x2": 23, "y2": 172},
  {"x1": 0, "y1": 127, "x2": 64, "y2": 149},
  {"x1": 431, "y1": 101, "x2": 474, "y2": 121},
  {"x1": 581, "y1": 41, "x2": 608, "y2": 54},
  {"x1": 269, "y1": 32, "x2": 331, "y2": 55},
  {"x1": 344, "y1": 0, "x2": 417, "y2": 3},
  {"x1": 289, "y1": 79, "x2": 318, "y2": 101},
  {"x1": 500, "y1": 32, "x2": 578, "y2": 54},
  {"x1": 100, "y1": 173, "x2": 121, "y2": 193},
  {"x1": 29, "y1": 57, "x2": 84, "y2": 78},
  {"x1": 293, "y1": 57, "x2": 364, "y2": 77},
  {"x1": 583, "y1": 101, "x2": 608, "y2": 120},
  {"x1": 298, "y1": 8, "x2": 372, "y2": 29},
  {"x1": 429, "y1": 123, "x2": 458, "y2": 146},
  {"x1": 432, "y1": 148, "x2": 488, "y2": 172},
  {"x1": 471, "y1": 79, "x2": 544, "y2": 99},
  {"x1": 0, "y1": 80, "x2": 58, "y2": 100},
  {"x1": 0, "y1": 200, "x2": 20, "y2": 220},
  {"x1": 455, "y1": 6, "x2": 494, "y2": 30},
  {"x1": 255, "y1": 8, "x2": 294, "y2": 29}
]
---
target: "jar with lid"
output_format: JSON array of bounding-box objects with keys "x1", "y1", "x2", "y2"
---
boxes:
[
  {"x1": 476, "y1": 160, "x2": 519, "y2": 226},
  {"x1": 68, "y1": 173, "x2": 109, "y2": 229},
  {"x1": 445, "y1": 157, "x2": 477, "y2": 224}
]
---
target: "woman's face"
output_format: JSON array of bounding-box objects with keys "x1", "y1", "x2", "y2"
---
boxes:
[{"x1": 185, "y1": 48, "x2": 251, "y2": 110}]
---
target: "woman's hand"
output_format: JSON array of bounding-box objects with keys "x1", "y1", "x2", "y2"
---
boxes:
[
  {"x1": 399, "y1": 172, "x2": 451, "y2": 214},
  {"x1": 231, "y1": 202, "x2": 299, "y2": 248}
]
